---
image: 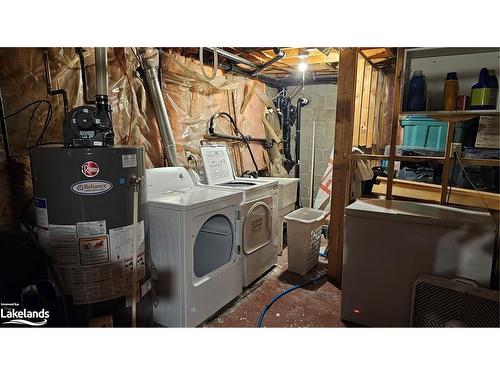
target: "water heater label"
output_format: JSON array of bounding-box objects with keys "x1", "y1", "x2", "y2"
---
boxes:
[
  {"x1": 70, "y1": 180, "x2": 113, "y2": 195},
  {"x1": 81, "y1": 161, "x2": 100, "y2": 177},
  {"x1": 78, "y1": 235, "x2": 110, "y2": 266},
  {"x1": 109, "y1": 221, "x2": 145, "y2": 262},
  {"x1": 76, "y1": 220, "x2": 107, "y2": 237},
  {"x1": 122, "y1": 154, "x2": 137, "y2": 168}
]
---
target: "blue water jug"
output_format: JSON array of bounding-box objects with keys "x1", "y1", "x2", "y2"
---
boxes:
[{"x1": 407, "y1": 70, "x2": 427, "y2": 111}]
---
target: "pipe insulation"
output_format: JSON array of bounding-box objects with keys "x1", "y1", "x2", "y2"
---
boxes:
[{"x1": 141, "y1": 57, "x2": 180, "y2": 167}]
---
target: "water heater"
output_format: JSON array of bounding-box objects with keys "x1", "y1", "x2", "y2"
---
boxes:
[
  {"x1": 28, "y1": 48, "x2": 152, "y2": 326},
  {"x1": 30, "y1": 145, "x2": 152, "y2": 326}
]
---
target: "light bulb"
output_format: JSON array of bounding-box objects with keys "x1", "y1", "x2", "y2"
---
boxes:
[{"x1": 298, "y1": 61, "x2": 308, "y2": 72}]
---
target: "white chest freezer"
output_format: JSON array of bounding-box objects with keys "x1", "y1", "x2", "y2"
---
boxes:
[{"x1": 341, "y1": 199, "x2": 496, "y2": 327}]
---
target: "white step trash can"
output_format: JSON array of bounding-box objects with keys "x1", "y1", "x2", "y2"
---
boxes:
[{"x1": 284, "y1": 208, "x2": 327, "y2": 275}]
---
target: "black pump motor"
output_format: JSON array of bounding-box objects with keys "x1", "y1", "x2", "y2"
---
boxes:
[{"x1": 63, "y1": 105, "x2": 114, "y2": 147}]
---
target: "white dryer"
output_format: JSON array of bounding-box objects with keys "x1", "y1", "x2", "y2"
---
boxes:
[
  {"x1": 146, "y1": 167, "x2": 243, "y2": 327},
  {"x1": 199, "y1": 144, "x2": 279, "y2": 287}
]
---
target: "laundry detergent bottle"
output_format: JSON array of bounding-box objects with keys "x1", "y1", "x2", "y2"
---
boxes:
[
  {"x1": 470, "y1": 68, "x2": 498, "y2": 110},
  {"x1": 407, "y1": 70, "x2": 427, "y2": 111}
]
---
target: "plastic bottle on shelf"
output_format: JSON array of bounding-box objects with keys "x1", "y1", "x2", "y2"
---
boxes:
[
  {"x1": 470, "y1": 68, "x2": 498, "y2": 110},
  {"x1": 443, "y1": 72, "x2": 458, "y2": 111},
  {"x1": 488, "y1": 69, "x2": 498, "y2": 108},
  {"x1": 407, "y1": 70, "x2": 427, "y2": 111}
]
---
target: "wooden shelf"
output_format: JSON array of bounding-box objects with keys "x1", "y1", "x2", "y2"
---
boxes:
[
  {"x1": 400, "y1": 110, "x2": 500, "y2": 122},
  {"x1": 350, "y1": 153, "x2": 500, "y2": 166},
  {"x1": 373, "y1": 177, "x2": 500, "y2": 211}
]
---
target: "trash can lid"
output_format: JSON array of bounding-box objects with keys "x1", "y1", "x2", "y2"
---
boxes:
[{"x1": 285, "y1": 207, "x2": 327, "y2": 224}]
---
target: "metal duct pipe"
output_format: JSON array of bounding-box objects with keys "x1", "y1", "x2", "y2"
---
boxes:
[
  {"x1": 95, "y1": 48, "x2": 109, "y2": 97},
  {"x1": 141, "y1": 57, "x2": 180, "y2": 167},
  {"x1": 94, "y1": 48, "x2": 113, "y2": 142}
]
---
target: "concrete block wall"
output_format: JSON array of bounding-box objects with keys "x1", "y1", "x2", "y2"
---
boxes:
[{"x1": 290, "y1": 83, "x2": 338, "y2": 207}]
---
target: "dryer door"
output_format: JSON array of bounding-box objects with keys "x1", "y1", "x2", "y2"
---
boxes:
[
  {"x1": 241, "y1": 196, "x2": 273, "y2": 255},
  {"x1": 193, "y1": 214, "x2": 235, "y2": 278}
]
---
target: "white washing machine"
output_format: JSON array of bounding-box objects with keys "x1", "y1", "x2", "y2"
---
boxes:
[
  {"x1": 146, "y1": 167, "x2": 243, "y2": 327},
  {"x1": 199, "y1": 144, "x2": 279, "y2": 287}
]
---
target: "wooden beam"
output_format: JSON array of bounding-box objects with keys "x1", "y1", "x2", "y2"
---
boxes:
[
  {"x1": 373, "y1": 177, "x2": 500, "y2": 211},
  {"x1": 440, "y1": 122, "x2": 456, "y2": 203},
  {"x1": 386, "y1": 48, "x2": 405, "y2": 199},
  {"x1": 350, "y1": 153, "x2": 500, "y2": 166},
  {"x1": 328, "y1": 48, "x2": 358, "y2": 281},
  {"x1": 358, "y1": 62, "x2": 373, "y2": 146},
  {"x1": 366, "y1": 68, "x2": 379, "y2": 148},
  {"x1": 372, "y1": 70, "x2": 385, "y2": 152},
  {"x1": 352, "y1": 55, "x2": 365, "y2": 147}
]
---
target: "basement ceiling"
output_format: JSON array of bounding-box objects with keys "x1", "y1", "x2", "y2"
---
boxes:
[
  {"x1": 226, "y1": 47, "x2": 396, "y2": 76},
  {"x1": 172, "y1": 47, "x2": 396, "y2": 81}
]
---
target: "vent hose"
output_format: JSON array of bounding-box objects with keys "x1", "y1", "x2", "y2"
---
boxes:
[{"x1": 199, "y1": 48, "x2": 218, "y2": 81}]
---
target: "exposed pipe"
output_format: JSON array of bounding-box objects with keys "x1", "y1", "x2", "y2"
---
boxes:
[
  {"x1": 280, "y1": 74, "x2": 338, "y2": 87},
  {"x1": 94, "y1": 48, "x2": 114, "y2": 144},
  {"x1": 75, "y1": 48, "x2": 95, "y2": 105},
  {"x1": 218, "y1": 61, "x2": 281, "y2": 87},
  {"x1": 295, "y1": 97, "x2": 309, "y2": 207},
  {"x1": 275, "y1": 95, "x2": 296, "y2": 173},
  {"x1": 95, "y1": 48, "x2": 108, "y2": 97},
  {"x1": 205, "y1": 48, "x2": 259, "y2": 69},
  {"x1": 42, "y1": 48, "x2": 69, "y2": 114},
  {"x1": 203, "y1": 48, "x2": 284, "y2": 87},
  {"x1": 140, "y1": 55, "x2": 180, "y2": 167},
  {"x1": 309, "y1": 120, "x2": 316, "y2": 208},
  {"x1": 251, "y1": 50, "x2": 285, "y2": 76}
]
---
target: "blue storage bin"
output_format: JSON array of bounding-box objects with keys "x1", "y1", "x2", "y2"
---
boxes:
[{"x1": 400, "y1": 116, "x2": 448, "y2": 151}]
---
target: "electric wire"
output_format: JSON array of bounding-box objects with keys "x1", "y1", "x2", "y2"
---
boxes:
[
  {"x1": 447, "y1": 156, "x2": 458, "y2": 204},
  {"x1": 35, "y1": 101, "x2": 53, "y2": 145},
  {"x1": 3, "y1": 99, "x2": 51, "y2": 120},
  {"x1": 26, "y1": 102, "x2": 42, "y2": 148},
  {"x1": 454, "y1": 152, "x2": 492, "y2": 211},
  {"x1": 256, "y1": 271, "x2": 328, "y2": 327},
  {"x1": 2, "y1": 99, "x2": 53, "y2": 149}
]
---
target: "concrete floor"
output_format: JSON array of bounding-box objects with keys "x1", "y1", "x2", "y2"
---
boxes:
[{"x1": 204, "y1": 247, "x2": 346, "y2": 328}]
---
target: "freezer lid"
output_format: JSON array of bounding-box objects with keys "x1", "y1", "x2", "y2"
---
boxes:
[
  {"x1": 345, "y1": 199, "x2": 495, "y2": 229},
  {"x1": 200, "y1": 144, "x2": 236, "y2": 185}
]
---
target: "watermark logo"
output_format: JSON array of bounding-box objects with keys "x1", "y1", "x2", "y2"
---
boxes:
[{"x1": 1, "y1": 302, "x2": 49, "y2": 327}]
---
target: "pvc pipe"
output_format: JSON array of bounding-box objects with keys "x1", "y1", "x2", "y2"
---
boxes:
[{"x1": 309, "y1": 120, "x2": 316, "y2": 208}]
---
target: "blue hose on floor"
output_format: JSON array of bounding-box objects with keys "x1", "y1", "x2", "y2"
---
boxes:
[{"x1": 256, "y1": 272, "x2": 328, "y2": 327}]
